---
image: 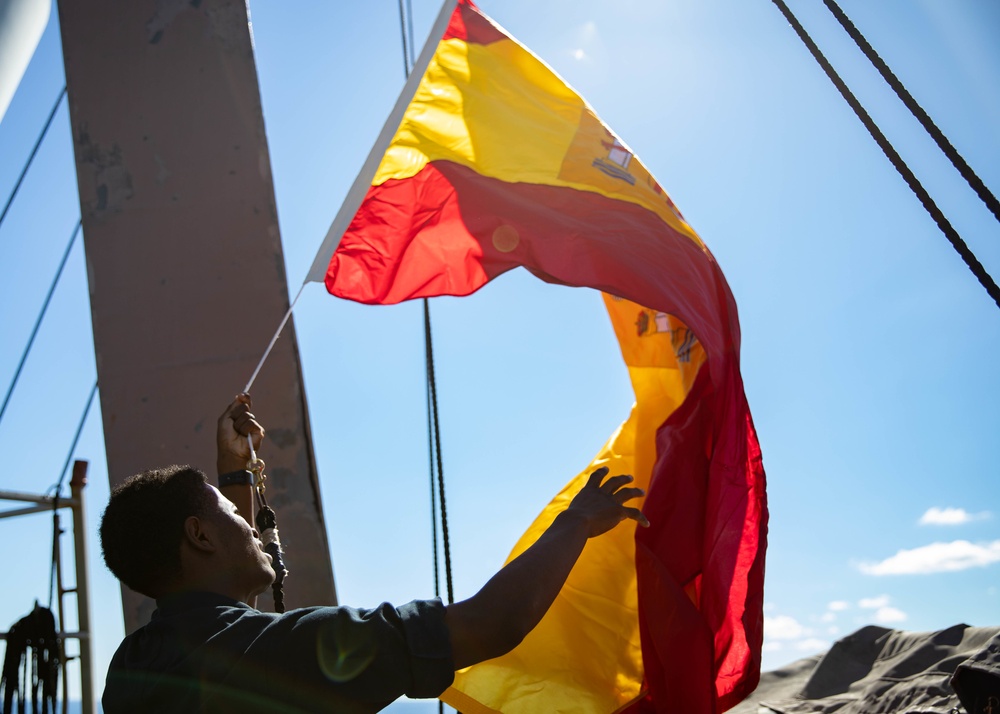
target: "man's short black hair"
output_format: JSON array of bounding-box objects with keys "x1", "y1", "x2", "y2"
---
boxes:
[{"x1": 100, "y1": 465, "x2": 211, "y2": 599}]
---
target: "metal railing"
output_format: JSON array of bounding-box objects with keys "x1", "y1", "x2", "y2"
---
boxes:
[{"x1": 0, "y1": 460, "x2": 95, "y2": 714}]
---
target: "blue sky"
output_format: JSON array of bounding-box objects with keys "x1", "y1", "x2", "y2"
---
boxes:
[{"x1": 1, "y1": 0, "x2": 998, "y2": 711}]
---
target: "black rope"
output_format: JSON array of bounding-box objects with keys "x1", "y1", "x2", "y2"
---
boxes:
[
  {"x1": 254, "y1": 489, "x2": 288, "y2": 614},
  {"x1": 770, "y1": 0, "x2": 1000, "y2": 310},
  {"x1": 400, "y1": 8, "x2": 449, "y2": 708},
  {"x1": 426, "y1": 375, "x2": 441, "y2": 599},
  {"x1": 0, "y1": 220, "x2": 83, "y2": 428},
  {"x1": 0, "y1": 86, "x2": 67, "y2": 234},
  {"x1": 821, "y1": 0, "x2": 1000, "y2": 227},
  {"x1": 423, "y1": 299, "x2": 454, "y2": 606}
]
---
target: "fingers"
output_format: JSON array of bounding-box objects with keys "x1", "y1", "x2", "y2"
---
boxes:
[
  {"x1": 611, "y1": 486, "x2": 645, "y2": 505},
  {"x1": 218, "y1": 393, "x2": 264, "y2": 444},
  {"x1": 222, "y1": 392, "x2": 252, "y2": 417},
  {"x1": 622, "y1": 507, "x2": 651, "y2": 529},
  {"x1": 218, "y1": 393, "x2": 251, "y2": 427},
  {"x1": 232, "y1": 404, "x2": 264, "y2": 446},
  {"x1": 599, "y1": 473, "x2": 634, "y2": 494},
  {"x1": 590, "y1": 468, "x2": 650, "y2": 527},
  {"x1": 586, "y1": 466, "x2": 610, "y2": 488},
  {"x1": 233, "y1": 412, "x2": 265, "y2": 441}
]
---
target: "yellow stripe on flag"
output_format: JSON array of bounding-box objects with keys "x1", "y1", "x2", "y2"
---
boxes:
[
  {"x1": 375, "y1": 37, "x2": 702, "y2": 245},
  {"x1": 442, "y1": 296, "x2": 706, "y2": 713}
]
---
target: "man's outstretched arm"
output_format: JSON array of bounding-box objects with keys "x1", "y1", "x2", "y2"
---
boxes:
[{"x1": 444, "y1": 467, "x2": 649, "y2": 669}]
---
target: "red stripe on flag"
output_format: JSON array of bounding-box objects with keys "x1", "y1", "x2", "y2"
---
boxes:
[
  {"x1": 443, "y1": 0, "x2": 507, "y2": 45},
  {"x1": 329, "y1": 161, "x2": 738, "y2": 365},
  {"x1": 630, "y1": 366, "x2": 766, "y2": 712}
]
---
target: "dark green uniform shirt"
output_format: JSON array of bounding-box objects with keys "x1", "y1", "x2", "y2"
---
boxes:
[{"x1": 103, "y1": 591, "x2": 454, "y2": 714}]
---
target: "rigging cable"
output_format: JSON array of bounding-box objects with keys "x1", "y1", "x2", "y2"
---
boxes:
[
  {"x1": 821, "y1": 0, "x2": 1000, "y2": 226},
  {"x1": 399, "y1": 9, "x2": 452, "y2": 710},
  {"x1": 426, "y1": 370, "x2": 441, "y2": 599},
  {"x1": 769, "y1": 0, "x2": 1000, "y2": 310},
  {"x1": 0, "y1": 86, "x2": 67, "y2": 233},
  {"x1": 0, "y1": 220, "x2": 83, "y2": 428},
  {"x1": 405, "y1": 0, "x2": 416, "y2": 78},
  {"x1": 48, "y1": 380, "x2": 99, "y2": 609},
  {"x1": 54, "y1": 381, "x2": 99, "y2": 497},
  {"x1": 424, "y1": 299, "x2": 454, "y2": 605},
  {"x1": 398, "y1": 0, "x2": 455, "y2": 609},
  {"x1": 397, "y1": 0, "x2": 413, "y2": 77}
]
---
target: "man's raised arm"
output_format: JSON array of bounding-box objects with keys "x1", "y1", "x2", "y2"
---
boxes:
[{"x1": 444, "y1": 467, "x2": 649, "y2": 668}]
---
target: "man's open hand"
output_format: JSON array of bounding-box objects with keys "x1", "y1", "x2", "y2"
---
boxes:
[
  {"x1": 216, "y1": 393, "x2": 265, "y2": 475},
  {"x1": 564, "y1": 466, "x2": 650, "y2": 537}
]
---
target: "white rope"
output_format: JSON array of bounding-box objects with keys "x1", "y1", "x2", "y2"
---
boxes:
[
  {"x1": 259, "y1": 527, "x2": 281, "y2": 549},
  {"x1": 247, "y1": 434, "x2": 258, "y2": 467},
  {"x1": 243, "y1": 283, "x2": 306, "y2": 393}
]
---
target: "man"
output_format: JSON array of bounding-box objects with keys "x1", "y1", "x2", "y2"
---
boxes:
[{"x1": 100, "y1": 395, "x2": 649, "y2": 713}]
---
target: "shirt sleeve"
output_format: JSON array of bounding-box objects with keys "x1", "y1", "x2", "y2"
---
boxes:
[
  {"x1": 252, "y1": 598, "x2": 455, "y2": 710},
  {"x1": 394, "y1": 598, "x2": 455, "y2": 698}
]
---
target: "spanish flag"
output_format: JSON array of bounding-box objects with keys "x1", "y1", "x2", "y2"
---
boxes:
[{"x1": 308, "y1": 1, "x2": 766, "y2": 711}]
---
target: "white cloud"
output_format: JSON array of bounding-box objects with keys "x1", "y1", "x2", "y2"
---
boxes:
[
  {"x1": 827, "y1": 626, "x2": 840, "y2": 635},
  {"x1": 820, "y1": 612, "x2": 836, "y2": 623},
  {"x1": 858, "y1": 595, "x2": 890, "y2": 609},
  {"x1": 919, "y1": 507, "x2": 991, "y2": 526},
  {"x1": 860, "y1": 540, "x2": 1000, "y2": 575},
  {"x1": 765, "y1": 615, "x2": 807, "y2": 640},
  {"x1": 857, "y1": 595, "x2": 906, "y2": 624},
  {"x1": 764, "y1": 610, "x2": 833, "y2": 661},
  {"x1": 572, "y1": 48, "x2": 585, "y2": 60},
  {"x1": 828, "y1": 600, "x2": 849, "y2": 611},
  {"x1": 874, "y1": 606, "x2": 907, "y2": 624}
]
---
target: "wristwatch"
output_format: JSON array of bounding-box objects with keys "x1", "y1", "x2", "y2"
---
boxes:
[{"x1": 218, "y1": 470, "x2": 255, "y2": 488}]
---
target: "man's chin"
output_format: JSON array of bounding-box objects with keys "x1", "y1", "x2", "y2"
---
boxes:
[{"x1": 252, "y1": 567, "x2": 276, "y2": 597}]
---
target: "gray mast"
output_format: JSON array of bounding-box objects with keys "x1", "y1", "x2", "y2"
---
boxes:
[{"x1": 56, "y1": 0, "x2": 337, "y2": 630}]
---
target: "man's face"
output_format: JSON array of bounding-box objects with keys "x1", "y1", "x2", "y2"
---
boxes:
[{"x1": 202, "y1": 484, "x2": 275, "y2": 598}]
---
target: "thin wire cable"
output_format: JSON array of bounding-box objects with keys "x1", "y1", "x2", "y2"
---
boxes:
[
  {"x1": 48, "y1": 506, "x2": 61, "y2": 610},
  {"x1": 397, "y1": 0, "x2": 413, "y2": 77},
  {"x1": 770, "y1": 0, "x2": 1000, "y2": 310},
  {"x1": 424, "y1": 299, "x2": 454, "y2": 605},
  {"x1": 0, "y1": 220, "x2": 83, "y2": 428},
  {"x1": 406, "y1": 0, "x2": 416, "y2": 70},
  {"x1": 0, "y1": 86, "x2": 67, "y2": 233},
  {"x1": 243, "y1": 284, "x2": 306, "y2": 393},
  {"x1": 822, "y1": 0, "x2": 1000, "y2": 226},
  {"x1": 48, "y1": 380, "x2": 98, "y2": 610},
  {"x1": 54, "y1": 381, "x2": 99, "y2": 497}
]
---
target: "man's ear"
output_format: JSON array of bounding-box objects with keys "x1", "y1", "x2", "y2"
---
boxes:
[{"x1": 183, "y1": 515, "x2": 218, "y2": 554}]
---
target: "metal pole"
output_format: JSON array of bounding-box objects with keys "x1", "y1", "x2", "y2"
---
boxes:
[
  {"x1": 54, "y1": 509, "x2": 70, "y2": 714},
  {"x1": 69, "y1": 461, "x2": 94, "y2": 714}
]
